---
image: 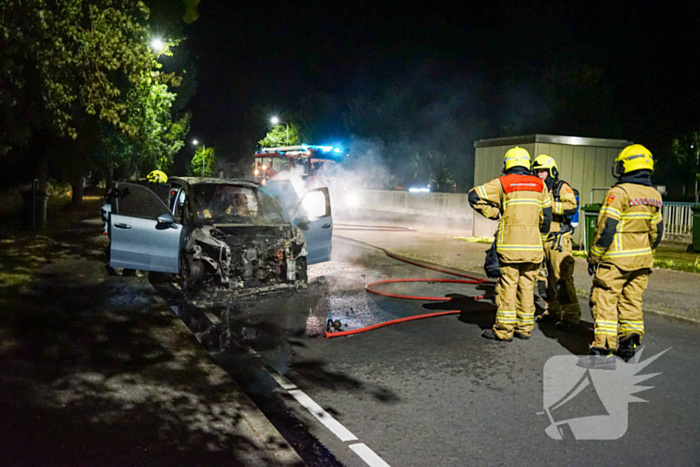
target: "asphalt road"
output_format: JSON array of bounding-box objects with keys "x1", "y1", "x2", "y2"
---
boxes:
[{"x1": 170, "y1": 237, "x2": 700, "y2": 467}]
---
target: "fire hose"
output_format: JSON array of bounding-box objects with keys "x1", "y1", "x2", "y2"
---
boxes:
[{"x1": 325, "y1": 234, "x2": 495, "y2": 338}]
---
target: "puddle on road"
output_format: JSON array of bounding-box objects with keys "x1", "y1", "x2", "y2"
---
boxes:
[{"x1": 165, "y1": 258, "x2": 492, "y2": 368}]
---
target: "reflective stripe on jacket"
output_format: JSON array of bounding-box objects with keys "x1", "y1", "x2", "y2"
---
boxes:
[
  {"x1": 588, "y1": 183, "x2": 663, "y2": 270},
  {"x1": 469, "y1": 174, "x2": 551, "y2": 263}
]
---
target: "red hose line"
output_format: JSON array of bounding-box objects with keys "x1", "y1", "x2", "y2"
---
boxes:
[
  {"x1": 325, "y1": 234, "x2": 495, "y2": 338},
  {"x1": 325, "y1": 310, "x2": 462, "y2": 338},
  {"x1": 366, "y1": 278, "x2": 484, "y2": 301},
  {"x1": 350, "y1": 238, "x2": 490, "y2": 283}
]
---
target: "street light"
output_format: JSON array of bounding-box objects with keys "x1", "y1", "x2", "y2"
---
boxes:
[
  {"x1": 193, "y1": 139, "x2": 206, "y2": 177},
  {"x1": 270, "y1": 116, "x2": 289, "y2": 145},
  {"x1": 150, "y1": 37, "x2": 165, "y2": 53}
]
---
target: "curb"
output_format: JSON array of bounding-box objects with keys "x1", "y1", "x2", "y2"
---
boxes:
[{"x1": 171, "y1": 313, "x2": 305, "y2": 465}]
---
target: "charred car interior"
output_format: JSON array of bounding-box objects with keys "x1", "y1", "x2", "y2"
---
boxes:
[{"x1": 106, "y1": 177, "x2": 333, "y2": 294}]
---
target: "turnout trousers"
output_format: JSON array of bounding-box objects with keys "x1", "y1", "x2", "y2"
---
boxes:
[
  {"x1": 543, "y1": 235, "x2": 581, "y2": 324},
  {"x1": 494, "y1": 262, "x2": 540, "y2": 339},
  {"x1": 589, "y1": 262, "x2": 648, "y2": 349}
]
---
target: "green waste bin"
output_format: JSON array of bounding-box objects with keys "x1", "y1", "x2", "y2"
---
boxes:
[
  {"x1": 691, "y1": 205, "x2": 700, "y2": 253},
  {"x1": 582, "y1": 203, "x2": 602, "y2": 253}
]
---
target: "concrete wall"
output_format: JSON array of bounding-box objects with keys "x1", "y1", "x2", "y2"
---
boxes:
[{"x1": 473, "y1": 134, "x2": 632, "y2": 245}]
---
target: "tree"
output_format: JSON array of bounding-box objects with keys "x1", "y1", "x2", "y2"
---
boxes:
[
  {"x1": 259, "y1": 123, "x2": 301, "y2": 147},
  {"x1": 664, "y1": 133, "x2": 700, "y2": 201},
  {"x1": 0, "y1": 0, "x2": 187, "y2": 204},
  {"x1": 190, "y1": 146, "x2": 216, "y2": 177},
  {"x1": 98, "y1": 68, "x2": 191, "y2": 178}
]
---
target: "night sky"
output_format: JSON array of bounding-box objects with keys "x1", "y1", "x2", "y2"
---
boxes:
[{"x1": 181, "y1": 1, "x2": 700, "y2": 166}]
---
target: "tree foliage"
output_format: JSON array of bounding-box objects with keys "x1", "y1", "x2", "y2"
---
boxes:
[
  {"x1": 106, "y1": 69, "x2": 191, "y2": 174},
  {"x1": 190, "y1": 146, "x2": 216, "y2": 176},
  {"x1": 663, "y1": 133, "x2": 700, "y2": 200},
  {"x1": 259, "y1": 123, "x2": 301, "y2": 147},
  {"x1": 0, "y1": 0, "x2": 159, "y2": 146},
  {"x1": 0, "y1": 0, "x2": 192, "y2": 198}
]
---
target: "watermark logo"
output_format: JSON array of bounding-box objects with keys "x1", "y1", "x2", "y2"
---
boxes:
[{"x1": 539, "y1": 347, "x2": 670, "y2": 440}]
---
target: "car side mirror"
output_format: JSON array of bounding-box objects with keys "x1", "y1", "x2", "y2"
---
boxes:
[
  {"x1": 296, "y1": 220, "x2": 310, "y2": 231},
  {"x1": 157, "y1": 213, "x2": 176, "y2": 225}
]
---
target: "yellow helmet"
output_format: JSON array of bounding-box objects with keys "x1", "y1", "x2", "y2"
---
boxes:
[
  {"x1": 503, "y1": 146, "x2": 531, "y2": 172},
  {"x1": 146, "y1": 169, "x2": 168, "y2": 183},
  {"x1": 531, "y1": 154, "x2": 559, "y2": 179},
  {"x1": 613, "y1": 144, "x2": 654, "y2": 178}
]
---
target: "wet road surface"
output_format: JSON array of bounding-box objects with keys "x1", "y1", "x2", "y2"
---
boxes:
[{"x1": 160, "y1": 237, "x2": 700, "y2": 466}]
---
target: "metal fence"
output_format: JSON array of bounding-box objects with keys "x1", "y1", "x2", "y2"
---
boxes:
[
  {"x1": 663, "y1": 202, "x2": 694, "y2": 241},
  {"x1": 355, "y1": 190, "x2": 695, "y2": 243},
  {"x1": 356, "y1": 190, "x2": 473, "y2": 217}
]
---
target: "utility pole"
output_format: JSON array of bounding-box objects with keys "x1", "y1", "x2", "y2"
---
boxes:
[{"x1": 695, "y1": 142, "x2": 699, "y2": 204}]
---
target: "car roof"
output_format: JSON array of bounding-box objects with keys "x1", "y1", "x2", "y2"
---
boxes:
[{"x1": 171, "y1": 177, "x2": 261, "y2": 189}]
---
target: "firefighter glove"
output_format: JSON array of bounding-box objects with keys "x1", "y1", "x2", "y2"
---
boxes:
[
  {"x1": 484, "y1": 240, "x2": 502, "y2": 278},
  {"x1": 587, "y1": 261, "x2": 598, "y2": 277}
]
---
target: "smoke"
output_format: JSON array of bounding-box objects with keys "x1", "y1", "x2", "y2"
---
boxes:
[{"x1": 268, "y1": 164, "x2": 307, "y2": 197}]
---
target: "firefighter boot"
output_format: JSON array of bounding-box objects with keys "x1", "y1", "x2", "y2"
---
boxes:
[
  {"x1": 536, "y1": 309, "x2": 555, "y2": 323},
  {"x1": 481, "y1": 329, "x2": 513, "y2": 342},
  {"x1": 577, "y1": 347, "x2": 616, "y2": 370},
  {"x1": 616, "y1": 333, "x2": 641, "y2": 362}
]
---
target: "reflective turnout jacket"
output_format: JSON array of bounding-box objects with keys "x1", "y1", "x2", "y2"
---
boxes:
[
  {"x1": 549, "y1": 181, "x2": 578, "y2": 234},
  {"x1": 588, "y1": 183, "x2": 663, "y2": 271},
  {"x1": 469, "y1": 173, "x2": 552, "y2": 263}
]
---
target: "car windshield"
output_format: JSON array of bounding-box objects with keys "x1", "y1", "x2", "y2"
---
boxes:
[{"x1": 193, "y1": 184, "x2": 285, "y2": 225}]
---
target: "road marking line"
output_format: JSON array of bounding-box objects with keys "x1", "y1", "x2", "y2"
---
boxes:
[
  {"x1": 288, "y1": 389, "x2": 358, "y2": 442},
  {"x1": 168, "y1": 304, "x2": 390, "y2": 466},
  {"x1": 249, "y1": 346, "x2": 393, "y2": 466},
  {"x1": 268, "y1": 371, "x2": 297, "y2": 390},
  {"x1": 349, "y1": 443, "x2": 391, "y2": 467}
]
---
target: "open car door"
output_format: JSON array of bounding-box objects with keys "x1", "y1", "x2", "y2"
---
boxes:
[
  {"x1": 292, "y1": 187, "x2": 333, "y2": 265},
  {"x1": 109, "y1": 182, "x2": 182, "y2": 273}
]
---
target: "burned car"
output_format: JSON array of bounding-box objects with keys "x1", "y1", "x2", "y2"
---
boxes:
[{"x1": 106, "y1": 177, "x2": 332, "y2": 292}]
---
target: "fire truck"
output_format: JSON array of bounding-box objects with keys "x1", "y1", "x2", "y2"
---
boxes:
[{"x1": 253, "y1": 144, "x2": 347, "y2": 187}]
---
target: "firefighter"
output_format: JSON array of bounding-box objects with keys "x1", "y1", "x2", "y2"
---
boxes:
[
  {"x1": 581, "y1": 144, "x2": 663, "y2": 368},
  {"x1": 469, "y1": 147, "x2": 552, "y2": 341},
  {"x1": 531, "y1": 155, "x2": 581, "y2": 330},
  {"x1": 146, "y1": 169, "x2": 168, "y2": 184}
]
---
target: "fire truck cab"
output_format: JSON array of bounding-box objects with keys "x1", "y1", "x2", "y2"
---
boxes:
[{"x1": 253, "y1": 145, "x2": 345, "y2": 186}]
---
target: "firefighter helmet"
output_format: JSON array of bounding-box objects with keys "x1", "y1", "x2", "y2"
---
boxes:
[
  {"x1": 503, "y1": 146, "x2": 531, "y2": 172},
  {"x1": 146, "y1": 169, "x2": 168, "y2": 183},
  {"x1": 613, "y1": 144, "x2": 654, "y2": 178},
  {"x1": 531, "y1": 154, "x2": 559, "y2": 179}
]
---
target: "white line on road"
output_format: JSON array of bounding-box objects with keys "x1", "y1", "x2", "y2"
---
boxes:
[
  {"x1": 267, "y1": 370, "x2": 297, "y2": 390},
  {"x1": 349, "y1": 443, "x2": 392, "y2": 467},
  {"x1": 173, "y1": 303, "x2": 391, "y2": 466},
  {"x1": 288, "y1": 389, "x2": 358, "y2": 442}
]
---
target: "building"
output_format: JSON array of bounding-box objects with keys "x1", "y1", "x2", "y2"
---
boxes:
[{"x1": 472, "y1": 134, "x2": 633, "y2": 245}]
